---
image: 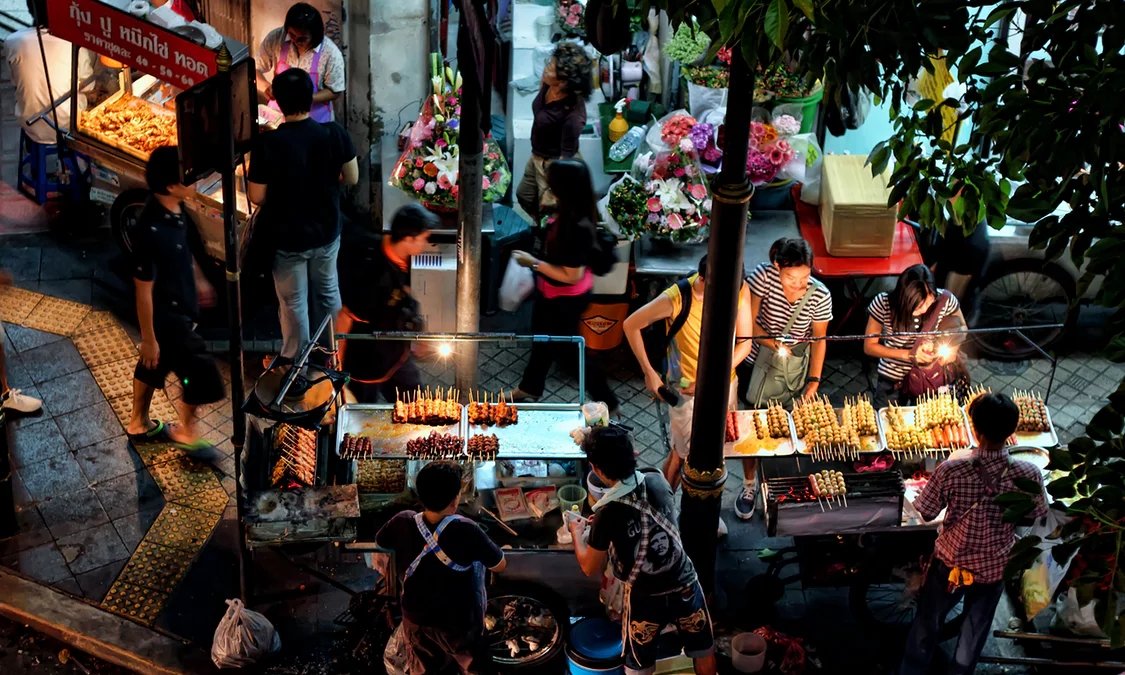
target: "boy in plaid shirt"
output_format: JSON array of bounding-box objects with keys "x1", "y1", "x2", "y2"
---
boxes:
[{"x1": 900, "y1": 392, "x2": 1047, "y2": 674}]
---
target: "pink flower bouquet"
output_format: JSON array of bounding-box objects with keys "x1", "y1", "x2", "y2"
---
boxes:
[
  {"x1": 745, "y1": 120, "x2": 797, "y2": 185},
  {"x1": 639, "y1": 139, "x2": 712, "y2": 242},
  {"x1": 557, "y1": 0, "x2": 585, "y2": 38}
]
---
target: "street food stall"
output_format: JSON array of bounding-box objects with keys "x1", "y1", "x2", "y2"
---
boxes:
[{"x1": 46, "y1": 0, "x2": 255, "y2": 261}]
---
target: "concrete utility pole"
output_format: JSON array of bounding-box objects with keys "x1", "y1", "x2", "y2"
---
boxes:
[{"x1": 680, "y1": 53, "x2": 755, "y2": 593}]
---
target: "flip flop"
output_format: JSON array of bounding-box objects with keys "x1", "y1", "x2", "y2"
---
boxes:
[
  {"x1": 127, "y1": 420, "x2": 170, "y2": 445},
  {"x1": 171, "y1": 438, "x2": 221, "y2": 460}
]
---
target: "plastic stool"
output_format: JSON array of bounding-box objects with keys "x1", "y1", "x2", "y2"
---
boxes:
[{"x1": 17, "y1": 130, "x2": 86, "y2": 204}]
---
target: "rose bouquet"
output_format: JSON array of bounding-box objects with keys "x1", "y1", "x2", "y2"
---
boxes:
[
  {"x1": 745, "y1": 115, "x2": 800, "y2": 184},
  {"x1": 660, "y1": 113, "x2": 697, "y2": 147},
  {"x1": 391, "y1": 54, "x2": 512, "y2": 210},
  {"x1": 640, "y1": 139, "x2": 712, "y2": 242},
  {"x1": 557, "y1": 0, "x2": 585, "y2": 38}
]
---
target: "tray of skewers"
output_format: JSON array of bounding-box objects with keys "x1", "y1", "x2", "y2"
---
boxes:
[
  {"x1": 880, "y1": 392, "x2": 972, "y2": 457},
  {"x1": 393, "y1": 387, "x2": 463, "y2": 425},
  {"x1": 467, "y1": 390, "x2": 519, "y2": 427},
  {"x1": 336, "y1": 402, "x2": 461, "y2": 460},
  {"x1": 470, "y1": 402, "x2": 586, "y2": 460},
  {"x1": 964, "y1": 387, "x2": 1058, "y2": 448},
  {"x1": 793, "y1": 395, "x2": 885, "y2": 460},
  {"x1": 723, "y1": 403, "x2": 798, "y2": 456}
]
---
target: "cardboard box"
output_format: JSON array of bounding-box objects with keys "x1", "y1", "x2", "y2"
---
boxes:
[{"x1": 819, "y1": 154, "x2": 897, "y2": 257}]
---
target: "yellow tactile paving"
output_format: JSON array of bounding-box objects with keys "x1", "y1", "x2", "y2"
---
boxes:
[
  {"x1": 108, "y1": 392, "x2": 179, "y2": 432},
  {"x1": 0, "y1": 286, "x2": 44, "y2": 323},
  {"x1": 21, "y1": 295, "x2": 90, "y2": 335},
  {"x1": 116, "y1": 541, "x2": 192, "y2": 594},
  {"x1": 146, "y1": 505, "x2": 223, "y2": 552},
  {"x1": 73, "y1": 309, "x2": 120, "y2": 336},
  {"x1": 149, "y1": 456, "x2": 224, "y2": 502},
  {"x1": 176, "y1": 485, "x2": 230, "y2": 514},
  {"x1": 101, "y1": 580, "x2": 167, "y2": 625},
  {"x1": 73, "y1": 325, "x2": 137, "y2": 368},
  {"x1": 90, "y1": 358, "x2": 139, "y2": 401}
]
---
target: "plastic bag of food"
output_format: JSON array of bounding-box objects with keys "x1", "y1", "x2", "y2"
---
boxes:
[
  {"x1": 1018, "y1": 511, "x2": 1076, "y2": 620},
  {"x1": 211, "y1": 599, "x2": 281, "y2": 668}
]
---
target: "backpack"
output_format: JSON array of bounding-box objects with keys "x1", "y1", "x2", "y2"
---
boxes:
[
  {"x1": 590, "y1": 226, "x2": 620, "y2": 276},
  {"x1": 641, "y1": 278, "x2": 693, "y2": 377}
]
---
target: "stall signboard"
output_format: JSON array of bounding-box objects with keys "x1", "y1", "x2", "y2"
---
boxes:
[{"x1": 46, "y1": 0, "x2": 218, "y2": 89}]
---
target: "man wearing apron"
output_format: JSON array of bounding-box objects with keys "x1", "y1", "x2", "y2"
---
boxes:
[
  {"x1": 377, "y1": 461, "x2": 507, "y2": 674},
  {"x1": 256, "y1": 2, "x2": 344, "y2": 123},
  {"x1": 568, "y1": 426, "x2": 717, "y2": 675}
]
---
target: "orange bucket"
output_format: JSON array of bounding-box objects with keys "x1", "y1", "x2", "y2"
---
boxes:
[{"x1": 579, "y1": 302, "x2": 628, "y2": 351}]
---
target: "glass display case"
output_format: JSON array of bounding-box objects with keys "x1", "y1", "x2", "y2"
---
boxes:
[{"x1": 78, "y1": 66, "x2": 179, "y2": 161}]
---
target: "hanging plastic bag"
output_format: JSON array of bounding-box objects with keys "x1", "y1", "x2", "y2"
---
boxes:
[
  {"x1": 685, "y1": 81, "x2": 728, "y2": 120},
  {"x1": 600, "y1": 564, "x2": 626, "y2": 622},
  {"x1": 795, "y1": 134, "x2": 825, "y2": 205},
  {"x1": 1017, "y1": 510, "x2": 1076, "y2": 620},
  {"x1": 211, "y1": 599, "x2": 281, "y2": 669},
  {"x1": 383, "y1": 623, "x2": 409, "y2": 675},
  {"x1": 499, "y1": 258, "x2": 534, "y2": 312}
]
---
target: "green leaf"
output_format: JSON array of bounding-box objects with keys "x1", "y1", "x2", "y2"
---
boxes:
[
  {"x1": 1087, "y1": 406, "x2": 1125, "y2": 441},
  {"x1": 912, "y1": 98, "x2": 935, "y2": 112},
  {"x1": 1003, "y1": 502, "x2": 1037, "y2": 523},
  {"x1": 868, "y1": 143, "x2": 891, "y2": 176},
  {"x1": 1014, "y1": 477, "x2": 1042, "y2": 494},
  {"x1": 1047, "y1": 474, "x2": 1079, "y2": 500},
  {"x1": 1050, "y1": 445, "x2": 1077, "y2": 471},
  {"x1": 764, "y1": 0, "x2": 789, "y2": 50},
  {"x1": 791, "y1": 0, "x2": 813, "y2": 20}
]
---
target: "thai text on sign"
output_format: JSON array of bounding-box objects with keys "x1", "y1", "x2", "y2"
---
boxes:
[{"x1": 46, "y1": 0, "x2": 218, "y2": 88}]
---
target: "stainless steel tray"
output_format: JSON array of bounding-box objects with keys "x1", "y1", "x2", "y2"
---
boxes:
[
  {"x1": 468, "y1": 403, "x2": 586, "y2": 460},
  {"x1": 879, "y1": 405, "x2": 972, "y2": 455},
  {"x1": 723, "y1": 409, "x2": 798, "y2": 457},
  {"x1": 336, "y1": 403, "x2": 463, "y2": 459},
  {"x1": 794, "y1": 407, "x2": 886, "y2": 458}
]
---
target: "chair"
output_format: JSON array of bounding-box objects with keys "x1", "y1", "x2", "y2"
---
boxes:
[{"x1": 16, "y1": 129, "x2": 86, "y2": 204}]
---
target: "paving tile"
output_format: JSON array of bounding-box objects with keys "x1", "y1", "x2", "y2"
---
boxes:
[
  {"x1": 107, "y1": 391, "x2": 179, "y2": 431},
  {"x1": 35, "y1": 369, "x2": 104, "y2": 416},
  {"x1": 95, "y1": 470, "x2": 165, "y2": 520},
  {"x1": 89, "y1": 358, "x2": 139, "y2": 401},
  {"x1": 0, "y1": 505, "x2": 53, "y2": 556},
  {"x1": 22, "y1": 339, "x2": 87, "y2": 384},
  {"x1": 52, "y1": 577, "x2": 84, "y2": 597},
  {"x1": 75, "y1": 434, "x2": 144, "y2": 484},
  {"x1": 0, "y1": 350, "x2": 35, "y2": 391},
  {"x1": 33, "y1": 279, "x2": 93, "y2": 305},
  {"x1": 0, "y1": 247, "x2": 40, "y2": 281},
  {"x1": 1, "y1": 541, "x2": 73, "y2": 584},
  {"x1": 17, "y1": 452, "x2": 89, "y2": 503},
  {"x1": 22, "y1": 295, "x2": 90, "y2": 336},
  {"x1": 37, "y1": 487, "x2": 111, "y2": 539},
  {"x1": 55, "y1": 399, "x2": 123, "y2": 449},
  {"x1": 73, "y1": 310, "x2": 122, "y2": 336},
  {"x1": 38, "y1": 246, "x2": 96, "y2": 281},
  {"x1": 74, "y1": 559, "x2": 128, "y2": 603},
  {"x1": 117, "y1": 540, "x2": 192, "y2": 594},
  {"x1": 57, "y1": 521, "x2": 129, "y2": 575},
  {"x1": 0, "y1": 285, "x2": 43, "y2": 323},
  {"x1": 72, "y1": 325, "x2": 137, "y2": 368},
  {"x1": 4, "y1": 324, "x2": 63, "y2": 353},
  {"x1": 101, "y1": 579, "x2": 167, "y2": 625},
  {"x1": 112, "y1": 507, "x2": 161, "y2": 551},
  {"x1": 149, "y1": 455, "x2": 223, "y2": 502},
  {"x1": 6, "y1": 416, "x2": 69, "y2": 468}
]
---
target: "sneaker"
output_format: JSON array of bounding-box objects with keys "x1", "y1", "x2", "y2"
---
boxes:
[
  {"x1": 717, "y1": 516, "x2": 728, "y2": 538},
  {"x1": 734, "y1": 480, "x2": 758, "y2": 520},
  {"x1": 1, "y1": 388, "x2": 42, "y2": 414}
]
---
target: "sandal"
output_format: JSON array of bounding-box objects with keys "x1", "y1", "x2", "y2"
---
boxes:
[
  {"x1": 171, "y1": 438, "x2": 221, "y2": 459},
  {"x1": 126, "y1": 420, "x2": 170, "y2": 445}
]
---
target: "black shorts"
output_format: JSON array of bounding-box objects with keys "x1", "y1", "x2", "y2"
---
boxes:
[
  {"x1": 133, "y1": 316, "x2": 224, "y2": 406},
  {"x1": 625, "y1": 582, "x2": 714, "y2": 673}
]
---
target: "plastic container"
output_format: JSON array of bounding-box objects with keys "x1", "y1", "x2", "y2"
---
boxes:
[
  {"x1": 579, "y1": 301, "x2": 628, "y2": 350},
  {"x1": 566, "y1": 617, "x2": 624, "y2": 675},
  {"x1": 608, "y1": 126, "x2": 645, "y2": 162},
  {"x1": 558, "y1": 484, "x2": 588, "y2": 515},
  {"x1": 730, "y1": 632, "x2": 767, "y2": 673},
  {"x1": 587, "y1": 471, "x2": 609, "y2": 507}
]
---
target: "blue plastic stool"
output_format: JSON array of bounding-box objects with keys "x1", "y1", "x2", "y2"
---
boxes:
[{"x1": 17, "y1": 130, "x2": 86, "y2": 204}]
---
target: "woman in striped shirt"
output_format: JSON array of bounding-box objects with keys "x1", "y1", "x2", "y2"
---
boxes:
[
  {"x1": 864, "y1": 264, "x2": 965, "y2": 407},
  {"x1": 735, "y1": 238, "x2": 833, "y2": 520}
]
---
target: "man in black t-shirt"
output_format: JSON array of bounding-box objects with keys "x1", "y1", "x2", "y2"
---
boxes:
[
  {"x1": 568, "y1": 426, "x2": 716, "y2": 675},
  {"x1": 336, "y1": 204, "x2": 436, "y2": 402},
  {"x1": 377, "y1": 461, "x2": 506, "y2": 674},
  {"x1": 126, "y1": 147, "x2": 225, "y2": 455},
  {"x1": 248, "y1": 67, "x2": 358, "y2": 369}
]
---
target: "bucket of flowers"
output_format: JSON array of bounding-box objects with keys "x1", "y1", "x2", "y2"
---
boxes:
[{"x1": 391, "y1": 54, "x2": 512, "y2": 211}]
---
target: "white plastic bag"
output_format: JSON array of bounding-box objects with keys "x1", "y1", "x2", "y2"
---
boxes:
[
  {"x1": 498, "y1": 258, "x2": 534, "y2": 312},
  {"x1": 1017, "y1": 510, "x2": 1076, "y2": 620},
  {"x1": 211, "y1": 599, "x2": 281, "y2": 669},
  {"x1": 686, "y1": 81, "x2": 728, "y2": 120},
  {"x1": 796, "y1": 134, "x2": 825, "y2": 205},
  {"x1": 383, "y1": 623, "x2": 408, "y2": 675}
]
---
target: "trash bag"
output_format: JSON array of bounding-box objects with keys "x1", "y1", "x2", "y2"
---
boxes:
[
  {"x1": 211, "y1": 599, "x2": 281, "y2": 669},
  {"x1": 686, "y1": 81, "x2": 728, "y2": 120},
  {"x1": 383, "y1": 623, "x2": 408, "y2": 675},
  {"x1": 1018, "y1": 511, "x2": 1076, "y2": 620},
  {"x1": 498, "y1": 258, "x2": 534, "y2": 312}
]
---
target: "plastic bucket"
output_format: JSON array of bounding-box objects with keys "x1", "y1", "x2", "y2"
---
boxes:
[
  {"x1": 731, "y1": 632, "x2": 767, "y2": 673},
  {"x1": 776, "y1": 86, "x2": 824, "y2": 133},
  {"x1": 579, "y1": 302, "x2": 628, "y2": 351},
  {"x1": 558, "y1": 484, "x2": 588, "y2": 516},
  {"x1": 566, "y1": 617, "x2": 624, "y2": 675},
  {"x1": 586, "y1": 471, "x2": 609, "y2": 508}
]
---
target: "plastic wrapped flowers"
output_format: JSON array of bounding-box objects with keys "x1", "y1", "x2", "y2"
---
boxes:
[
  {"x1": 557, "y1": 0, "x2": 585, "y2": 38},
  {"x1": 641, "y1": 138, "x2": 712, "y2": 242},
  {"x1": 745, "y1": 115, "x2": 799, "y2": 184},
  {"x1": 391, "y1": 54, "x2": 512, "y2": 211}
]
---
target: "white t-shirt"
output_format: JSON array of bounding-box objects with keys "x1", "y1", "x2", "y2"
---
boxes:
[{"x1": 4, "y1": 28, "x2": 95, "y2": 144}]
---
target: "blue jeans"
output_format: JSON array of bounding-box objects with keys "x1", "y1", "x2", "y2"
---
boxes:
[
  {"x1": 273, "y1": 238, "x2": 342, "y2": 359},
  {"x1": 899, "y1": 558, "x2": 1004, "y2": 675}
]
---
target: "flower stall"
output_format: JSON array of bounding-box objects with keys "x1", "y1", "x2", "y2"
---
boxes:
[{"x1": 391, "y1": 54, "x2": 512, "y2": 212}]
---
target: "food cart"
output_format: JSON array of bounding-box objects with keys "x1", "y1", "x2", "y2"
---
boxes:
[
  {"x1": 46, "y1": 0, "x2": 255, "y2": 261},
  {"x1": 725, "y1": 388, "x2": 1058, "y2": 635}
]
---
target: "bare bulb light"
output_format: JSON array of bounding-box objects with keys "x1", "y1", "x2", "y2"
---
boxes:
[
  {"x1": 937, "y1": 343, "x2": 953, "y2": 360},
  {"x1": 777, "y1": 342, "x2": 791, "y2": 359},
  {"x1": 437, "y1": 342, "x2": 454, "y2": 358}
]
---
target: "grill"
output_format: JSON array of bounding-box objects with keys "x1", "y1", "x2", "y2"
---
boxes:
[
  {"x1": 764, "y1": 470, "x2": 904, "y2": 537},
  {"x1": 271, "y1": 423, "x2": 318, "y2": 487}
]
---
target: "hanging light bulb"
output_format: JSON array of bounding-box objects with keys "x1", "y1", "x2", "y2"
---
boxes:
[
  {"x1": 437, "y1": 341, "x2": 454, "y2": 358},
  {"x1": 937, "y1": 343, "x2": 953, "y2": 361}
]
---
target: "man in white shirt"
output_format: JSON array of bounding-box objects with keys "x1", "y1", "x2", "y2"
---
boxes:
[{"x1": 4, "y1": 0, "x2": 95, "y2": 145}]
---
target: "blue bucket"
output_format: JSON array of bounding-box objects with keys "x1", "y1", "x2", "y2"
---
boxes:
[{"x1": 566, "y1": 617, "x2": 624, "y2": 675}]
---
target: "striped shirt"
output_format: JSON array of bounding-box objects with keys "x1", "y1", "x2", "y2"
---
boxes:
[
  {"x1": 868, "y1": 290, "x2": 960, "y2": 381},
  {"x1": 746, "y1": 262, "x2": 833, "y2": 363}
]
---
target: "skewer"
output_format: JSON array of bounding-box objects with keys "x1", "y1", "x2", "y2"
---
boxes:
[{"x1": 480, "y1": 507, "x2": 519, "y2": 536}]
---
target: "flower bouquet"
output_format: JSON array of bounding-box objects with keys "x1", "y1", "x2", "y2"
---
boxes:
[
  {"x1": 745, "y1": 114, "x2": 801, "y2": 185},
  {"x1": 666, "y1": 23, "x2": 711, "y2": 64},
  {"x1": 640, "y1": 139, "x2": 712, "y2": 242},
  {"x1": 659, "y1": 113, "x2": 697, "y2": 147},
  {"x1": 557, "y1": 0, "x2": 585, "y2": 39},
  {"x1": 391, "y1": 54, "x2": 511, "y2": 210},
  {"x1": 689, "y1": 121, "x2": 722, "y2": 169},
  {"x1": 756, "y1": 62, "x2": 818, "y2": 100},
  {"x1": 605, "y1": 176, "x2": 649, "y2": 239}
]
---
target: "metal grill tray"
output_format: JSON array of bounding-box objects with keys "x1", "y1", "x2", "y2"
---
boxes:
[
  {"x1": 336, "y1": 404, "x2": 463, "y2": 459},
  {"x1": 468, "y1": 403, "x2": 586, "y2": 460},
  {"x1": 964, "y1": 403, "x2": 1059, "y2": 449},
  {"x1": 879, "y1": 405, "x2": 972, "y2": 454},
  {"x1": 723, "y1": 410, "x2": 798, "y2": 457},
  {"x1": 794, "y1": 406, "x2": 886, "y2": 455}
]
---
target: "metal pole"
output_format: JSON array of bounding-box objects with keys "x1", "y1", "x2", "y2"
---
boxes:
[
  {"x1": 216, "y1": 45, "x2": 249, "y2": 602},
  {"x1": 680, "y1": 52, "x2": 755, "y2": 594},
  {"x1": 454, "y1": 6, "x2": 484, "y2": 400},
  {"x1": 0, "y1": 410, "x2": 14, "y2": 538}
]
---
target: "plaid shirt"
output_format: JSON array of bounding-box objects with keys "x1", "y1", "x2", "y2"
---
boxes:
[{"x1": 915, "y1": 451, "x2": 1047, "y2": 583}]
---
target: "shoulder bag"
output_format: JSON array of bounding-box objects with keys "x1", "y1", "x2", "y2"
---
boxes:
[{"x1": 747, "y1": 279, "x2": 824, "y2": 407}]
